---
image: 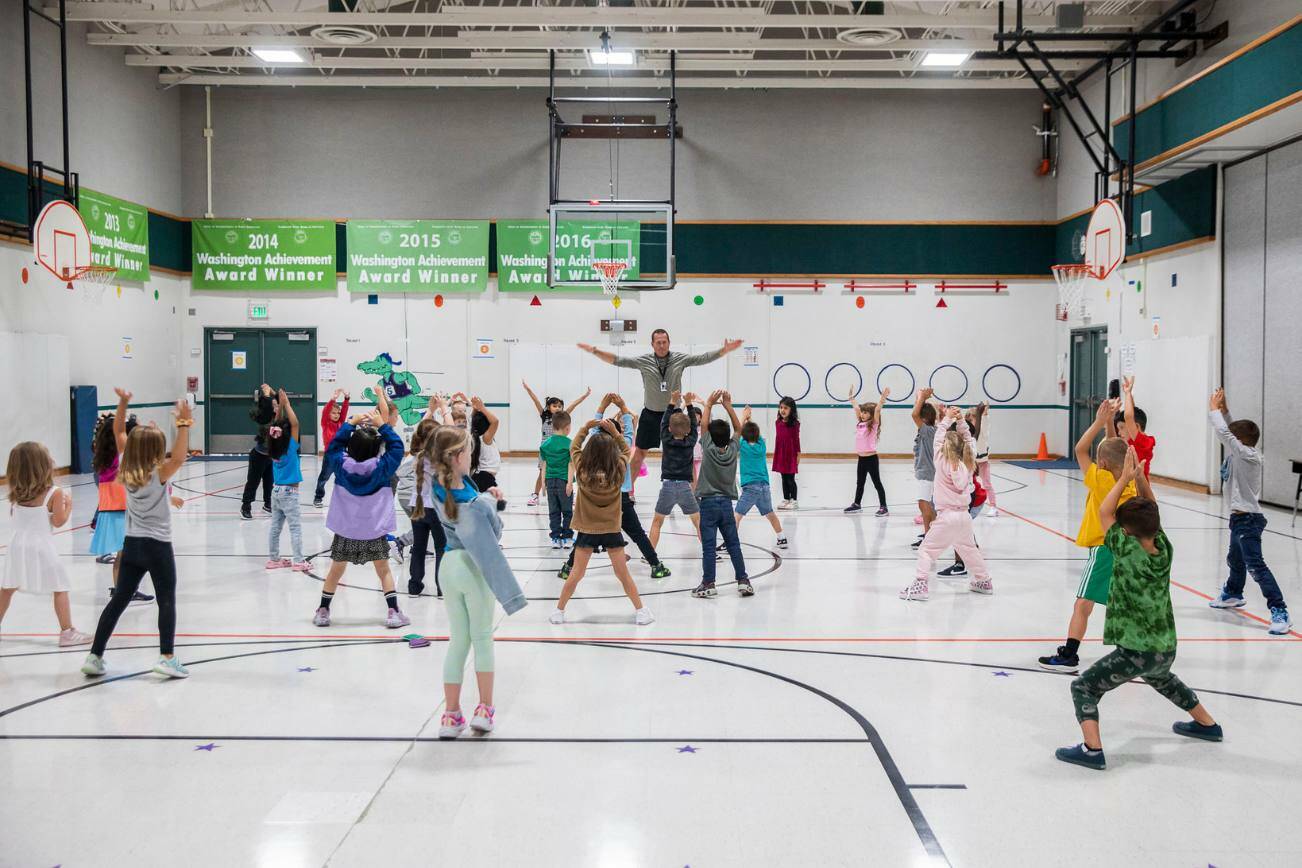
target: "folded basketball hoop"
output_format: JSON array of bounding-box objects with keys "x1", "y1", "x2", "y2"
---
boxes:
[
  {"x1": 1051, "y1": 263, "x2": 1094, "y2": 321},
  {"x1": 592, "y1": 259, "x2": 628, "y2": 297}
]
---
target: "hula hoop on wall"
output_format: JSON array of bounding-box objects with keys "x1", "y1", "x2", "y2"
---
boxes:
[
  {"x1": 928, "y1": 364, "x2": 968, "y2": 403},
  {"x1": 772, "y1": 362, "x2": 812, "y2": 402},
  {"x1": 876, "y1": 364, "x2": 916, "y2": 401},
  {"x1": 824, "y1": 362, "x2": 864, "y2": 403},
  {"x1": 981, "y1": 364, "x2": 1022, "y2": 403}
]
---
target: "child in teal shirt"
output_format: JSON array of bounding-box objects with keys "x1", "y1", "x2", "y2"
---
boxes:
[
  {"x1": 732, "y1": 406, "x2": 786, "y2": 549},
  {"x1": 538, "y1": 411, "x2": 574, "y2": 547}
]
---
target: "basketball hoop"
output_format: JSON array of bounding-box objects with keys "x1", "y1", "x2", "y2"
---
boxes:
[
  {"x1": 592, "y1": 259, "x2": 629, "y2": 297},
  {"x1": 68, "y1": 264, "x2": 118, "y2": 304},
  {"x1": 1052, "y1": 263, "x2": 1094, "y2": 321}
]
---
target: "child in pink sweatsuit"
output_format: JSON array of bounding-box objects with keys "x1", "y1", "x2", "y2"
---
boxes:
[{"x1": 900, "y1": 406, "x2": 994, "y2": 601}]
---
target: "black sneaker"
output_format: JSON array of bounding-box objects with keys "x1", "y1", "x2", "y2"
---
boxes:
[
  {"x1": 875, "y1": 507, "x2": 889, "y2": 517},
  {"x1": 261, "y1": 504, "x2": 272, "y2": 515},
  {"x1": 1038, "y1": 647, "x2": 1080, "y2": 674},
  {"x1": 558, "y1": 564, "x2": 571, "y2": 580},
  {"x1": 1055, "y1": 744, "x2": 1106, "y2": 771},
  {"x1": 910, "y1": 534, "x2": 924, "y2": 549},
  {"x1": 737, "y1": 580, "x2": 755, "y2": 597},
  {"x1": 650, "y1": 562, "x2": 671, "y2": 580},
  {"x1": 240, "y1": 505, "x2": 253, "y2": 520},
  {"x1": 844, "y1": 503, "x2": 862, "y2": 513},
  {"x1": 94, "y1": 553, "x2": 116, "y2": 564},
  {"x1": 408, "y1": 582, "x2": 424, "y2": 598},
  {"x1": 691, "y1": 582, "x2": 717, "y2": 598},
  {"x1": 937, "y1": 563, "x2": 968, "y2": 577},
  {"x1": 129, "y1": 590, "x2": 154, "y2": 605},
  {"x1": 313, "y1": 496, "x2": 324, "y2": 508}
]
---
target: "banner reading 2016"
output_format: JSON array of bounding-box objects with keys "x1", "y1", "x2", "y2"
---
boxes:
[
  {"x1": 192, "y1": 220, "x2": 336, "y2": 291},
  {"x1": 81, "y1": 189, "x2": 150, "y2": 283},
  {"x1": 496, "y1": 219, "x2": 640, "y2": 291},
  {"x1": 346, "y1": 220, "x2": 489, "y2": 293}
]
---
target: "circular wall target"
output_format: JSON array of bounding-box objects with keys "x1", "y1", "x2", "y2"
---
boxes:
[
  {"x1": 981, "y1": 364, "x2": 1022, "y2": 403},
  {"x1": 824, "y1": 362, "x2": 863, "y2": 402},
  {"x1": 772, "y1": 362, "x2": 812, "y2": 402},
  {"x1": 928, "y1": 364, "x2": 968, "y2": 403},
  {"x1": 876, "y1": 363, "x2": 915, "y2": 401}
]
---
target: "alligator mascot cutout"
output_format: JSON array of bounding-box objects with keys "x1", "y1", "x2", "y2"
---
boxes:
[{"x1": 357, "y1": 352, "x2": 426, "y2": 425}]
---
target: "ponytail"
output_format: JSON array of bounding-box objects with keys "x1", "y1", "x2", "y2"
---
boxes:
[{"x1": 412, "y1": 458, "x2": 428, "y2": 520}]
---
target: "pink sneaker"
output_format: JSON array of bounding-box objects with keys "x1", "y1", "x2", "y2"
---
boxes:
[
  {"x1": 470, "y1": 703, "x2": 495, "y2": 733},
  {"x1": 58, "y1": 628, "x2": 92, "y2": 647},
  {"x1": 290, "y1": 561, "x2": 312, "y2": 571},
  {"x1": 968, "y1": 578, "x2": 994, "y2": 595},
  {"x1": 265, "y1": 558, "x2": 291, "y2": 570},
  {"x1": 439, "y1": 711, "x2": 467, "y2": 740},
  {"x1": 912, "y1": 514, "x2": 924, "y2": 526},
  {"x1": 526, "y1": 493, "x2": 540, "y2": 507},
  {"x1": 899, "y1": 578, "x2": 930, "y2": 601}
]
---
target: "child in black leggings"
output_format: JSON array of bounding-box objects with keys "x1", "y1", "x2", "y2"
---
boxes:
[
  {"x1": 845, "y1": 387, "x2": 889, "y2": 515},
  {"x1": 83, "y1": 390, "x2": 193, "y2": 679},
  {"x1": 241, "y1": 385, "x2": 276, "y2": 519}
]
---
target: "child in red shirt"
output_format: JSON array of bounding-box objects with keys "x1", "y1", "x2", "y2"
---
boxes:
[
  {"x1": 314, "y1": 389, "x2": 350, "y2": 507},
  {"x1": 1115, "y1": 376, "x2": 1155, "y2": 478}
]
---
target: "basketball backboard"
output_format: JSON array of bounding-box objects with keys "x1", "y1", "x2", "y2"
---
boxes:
[
  {"x1": 547, "y1": 202, "x2": 675, "y2": 291},
  {"x1": 33, "y1": 199, "x2": 91, "y2": 282},
  {"x1": 1085, "y1": 198, "x2": 1126, "y2": 279}
]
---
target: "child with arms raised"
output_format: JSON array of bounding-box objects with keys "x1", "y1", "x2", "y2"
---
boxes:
[
  {"x1": 732, "y1": 406, "x2": 786, "y2": 549},
  {"x1": 89, "y1": 410, "x2": 154, "y2": 603},
  {"x1": 266, "y1": 389, "x2": 310, "y2": 571},
  {"x1": 845, "y1": 387, "x2": 890, "y2": 515},
  {"x1": 313, "y1": 389, "x2": 349, "y2": 507},
  {"x1": 648, "y1": 392, "x2": 702, "y2": 550},
  {"x1": 695, "y1": 390, "x2": 751, "y2": 598},
  {"x1": 909, "y1": 388, "x2": 938, "y2": 546},
  {"x1": 1056, "y1": 446, "x2": 1221, "y2": 770},
  {"x1": 522, "y1": 381, "x2": 590, "y2": 506}
]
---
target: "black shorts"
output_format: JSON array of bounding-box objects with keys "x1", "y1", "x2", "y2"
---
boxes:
[
  {"x1": 574, "y1": 531, "x2": 627, "y2": 552},
  {"x1": 635, "y1": 408, "x2": 664, "y2": 450}
]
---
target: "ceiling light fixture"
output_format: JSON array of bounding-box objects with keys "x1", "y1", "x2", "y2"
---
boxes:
[
  {"x1": 589, "y1": 30, "x2": 635, "y2": 66},
  {"x1": 252, "y1": 48, "x2": 307, "y2": 63},
  {"x1": 920, "y1": 50, "x2": 972, "y2": 68}
]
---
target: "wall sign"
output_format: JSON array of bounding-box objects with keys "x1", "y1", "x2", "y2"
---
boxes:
[
  {"x1": 496, "y1": 219, "x2": 640, "y2": 291},
  {"x1": 473, "y1": 338, "x2": 495, "y2": 360},
  {"x1": 121, "y1": 337, "x2": 134, "y2": 360},
  {"x1": 192, "y1": 220, "x2": 336, "y2": 291},
  {"x1": 81, "y1": 189, "x2": 150, "y2": 283},
  {"x1": 346, "y1": 220, "x2": 489, "y2": 293},
  {"x1": 232, "y1": 350, "x2": 247, "y2": 370},
  {"x1": 319, "y1": 357, "x2": 337, "y2": 382}
]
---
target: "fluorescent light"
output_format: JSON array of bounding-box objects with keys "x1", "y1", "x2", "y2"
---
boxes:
[
  {"x1": 252, "y1": 48, "x2": 307, "y2": 63},
  {"x1": 589, "y1": 49, "x2": 635, "y2": 66},
  {"x1": 920, "y1": 50, "x2": 971, "y2": 68}
]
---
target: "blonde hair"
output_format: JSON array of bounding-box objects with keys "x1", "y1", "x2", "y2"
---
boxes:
[
  {"x1": 414, "y1": 425, "x2": 471, "y2": 521},
  {"x1": 940, "y1": 429, "x2": 975, "y2": 473},
  {"x1": 1097, "y1": 437, "x2": 1128, "y2": 474},
  {"x1": 119, "y1": 426, "x2": 167, "y2": 489},
  {"x1": 6, "y1": 442, "x2": 55, "y2": 504}
]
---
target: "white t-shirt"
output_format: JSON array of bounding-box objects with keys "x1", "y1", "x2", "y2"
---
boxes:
[{"x1": 478, "y1": 439, "x2": 502, "y2": 474}]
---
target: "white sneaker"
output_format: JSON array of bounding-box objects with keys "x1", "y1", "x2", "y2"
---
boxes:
[
  {"x1": 634, "y1": 608, "x2": 655, "y2": 625},
  {"x1": 776, "y1": 537, "x2": 788, "y2": 549},
  {"x1": 789, "y1": 500, "x2": 799, "y2": 511},
  {"x1": 81, "y1": 653, "x2": 106, "y2": 677},
  {"x1": 777, "y1": 500, "x2": 791, "y2": 510},
  {"x1": 899, "y1": 579, "x2": 930, "y2": 601},
  {"x1": 548, "y1": 608, "x2": 566, "y2": 625},
  {"x1": 153, "y1": 656, "x2": 190, "y2": 678},
  {"x1": 988, "y1": 508, "x2": 999, "y2": 517},
  {"x1": 470, "y1": 703, "x2": 495, "y2": 733},
  {"x1": 439, "y1": 712, "x2": 467, "y2": 740}
]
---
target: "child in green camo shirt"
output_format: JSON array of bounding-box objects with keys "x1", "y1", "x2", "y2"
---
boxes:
[{"x1": 1056, "y1": 446, "x2": 1223, "y2": 772}]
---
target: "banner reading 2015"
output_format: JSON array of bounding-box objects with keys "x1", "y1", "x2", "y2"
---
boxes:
[
  {"x1": 81, "y1": 189, "x2": 150, "y2": 282},
  {"x1": 192, "y1": 220, "x2": 336, "y2": 291},
  {"x1": 346, "y1": 220, "x2": 489, "y2": 293}
]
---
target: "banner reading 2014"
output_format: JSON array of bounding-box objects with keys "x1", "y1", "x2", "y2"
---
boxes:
[
  {"x1": 81, "y1": 189, "x2": 150, "y2": 282},
  {"x1": 192, "y1": 220, "x2": 336, "y2": 291},
  {"x1": 346, "y1": 220, "x2": 489, "y2": 293}
]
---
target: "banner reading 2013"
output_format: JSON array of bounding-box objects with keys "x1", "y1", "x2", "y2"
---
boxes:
[
  {"x1": 192, "y1": 220, "x2": 336, "y2": 291},
  {"x1": 81, "y1": 189, "x2": 150, "y2": 283},
  {"x1": 346, "y1": 220, "x2": 489, "y2": 293}
]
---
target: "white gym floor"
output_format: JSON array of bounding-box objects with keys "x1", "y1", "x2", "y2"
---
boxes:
[{"x1": 1, "y1": 456, "x2": 1299, "y2": 868}]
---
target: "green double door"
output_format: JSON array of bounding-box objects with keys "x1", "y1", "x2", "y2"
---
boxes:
[
  {"x1": 204, "y1": 328, "x2": 318, "y2": 454},
  {"x1": 1069, "y1": 326, "x2": 1109, "y2": 456}
]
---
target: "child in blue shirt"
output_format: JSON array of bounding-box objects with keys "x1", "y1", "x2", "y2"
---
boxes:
[
  {"x1": 732, "y1": 406, "x2": 787, "y2": 549},
  {"x1": 266, "y1": 388, "x2": 309, "y2": 571}
]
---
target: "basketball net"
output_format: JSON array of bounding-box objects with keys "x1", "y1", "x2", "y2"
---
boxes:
[
  {"x1": 592, "y1": 259, "x2": 628, "y2": 297},
  {"x1": 68, "y1": 264, "x2": 118, "y2": 303},
  {"x1": 1051, "y1": 263, "x2": 1094, "y2": 321}
]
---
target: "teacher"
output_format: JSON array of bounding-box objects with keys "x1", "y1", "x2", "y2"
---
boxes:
[{"x1": 578, "y1": 330, "x2": 744, "y2": 488}]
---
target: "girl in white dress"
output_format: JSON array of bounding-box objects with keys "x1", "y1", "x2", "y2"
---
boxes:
[{"x1": 1, "y1": 441, "x2": 91, "y2": 646}]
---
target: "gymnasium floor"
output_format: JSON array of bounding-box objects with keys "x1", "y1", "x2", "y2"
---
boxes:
[{"x1": 2, "y1": 456, "x2": 1300, "y2": 868}]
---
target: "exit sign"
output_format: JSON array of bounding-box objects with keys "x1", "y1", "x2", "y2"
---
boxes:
[{"x1": 247, "y1": 301, "x2": 269, "y2": 320}]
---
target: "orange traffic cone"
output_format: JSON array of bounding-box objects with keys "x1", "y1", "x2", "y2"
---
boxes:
[{"x1": 1036, "y1": 433, "x2": 1050, "y2": 461}]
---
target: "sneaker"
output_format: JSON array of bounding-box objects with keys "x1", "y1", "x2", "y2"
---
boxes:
[
  {"x1": 737, "y1": 580, "x2": 755, "y2": 597},
  {"x1": 650, "y1": 563, "x2": 671, "y2": 580},
  {"x1": 439, "y1": 711, "x2": 467, "y2": 740},
  {"x1": 470, "y1": 704, "x2": 495, "y2": 733},
  {"x1": 550, "y1": 537, "x2": 562, "y2": 550},
  {"x1": 634, "y1": 607, "x2": 655, "y2": 625},
  {"x1": 526, "y1": 494, "x2": 540, "y2": 507},
  {"x1": 788, "y1": 500, "x2": 799, "y2": 511},
  {"x1": 561, "y1": 537, "x2": 573, "y2": 550},
  {"x1": 290, "y1": 561, "x2": 311, "y2": 572},
  {"x1": 408, "y1": 582, "x2": 425, "y2": 598},
  {"x1": 548, "y1": 608, "x2": 566, "y2": 625},
  {"x1": 558, "y1": 563, "x2": 571, "y2": 580},
  {"x1": 1055, "y1": 744, "x2": 1106, "y2": 771},
  {"x1": 313, "y1": 607, "x2": 331, "y2": 627},
  {"x1": 844, "y1": 503, "x2": 862, "y2": 513},
  {"x1": 776, "y1": 537, "x2": 788, "y2": 550},
  {"x1": 81, "y1": 653, "x2": 106, "y2": 677},
  {"x1": 1037, "y1": 648, "x2": 1080, "y2": 673},
  {"x1": 261, "y1": 504, "x2": 272, "y2": 515},
  {"x1": 390, "y1": 539, "x2": 405, "y2": 564},
  {"x1": 240, "y1": 505, "x2": 253, "y2": 521},
  {"x1": 899, "y1": 578, "x2": 930, "y2": 601},
  {"x1": 1172, "y1": 720, "x2": 1224, "y2": 742},
  {"x1": 875, "y1": 507, "x2": 889, "y2": 517},
  {"x1": 94, "y1": 553, "x2": 116, "y2": 564},
  {"x1": 937, "y1": 562, "x2": 968, "y2": 578},
  {"x1": 385, "y1": 608, "x2": 411, "y2": 629},
  {"x1": 716, "y1": 542, "x2": 728, "y2": 552},
  {"x1": 153, "y1": 656, "x2": 190, "y2": 678},
  {"x1": 265, "y1": 558, "x2": 291, "y2": 570},
  {"x1": 129, "y1": 590, "x2": 154, "y2": 605},
  {"x1": 988, "y1": 508, "x2": 999, "y2": 517},
  {"x1": 1268, "y1": 607, "x2": 1293, "y2": 635},
  {"x1": 777, "y1": 500, "x2": 791, "y2": 511},
  {"x1": 58, "y1": 628, "x2": 92, "y2": 647},
  {"x1": 1209, "y1": 591, "x2": 1247, "y2": 609},
  {"x1": 912, "y1": 514, "x2": 924, "y2": 526},
  {"x1": 910, "y1": 535, "x2": 924, "y2": 550},
  {"x1": 691, "y1": 582, "x2": 717, "y2": 598},
  {"x1": 313, "y1": 496, "x2": 324, "y2": 508},
  {"x1": 968, "y1": 578, "x2": 994, "y2": 595}
]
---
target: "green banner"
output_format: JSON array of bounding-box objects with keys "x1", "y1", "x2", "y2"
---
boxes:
[
  {"x1": 81, "y1": 189, "x2": 149, "y2": 283},
  {"x1": 346, "y1": 220, "x2": 489, "y2": 293},
  {"x1": 192, "y1": 220, "x2": 336, "y2": 291},
  {"x1": 497, "y1": 219, "x2": 640, "y2": 291}
]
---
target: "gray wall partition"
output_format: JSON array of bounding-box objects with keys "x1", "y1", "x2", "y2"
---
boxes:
[{"x1": 1223, "y1": 138, "x2": 1302, "y2": 509}]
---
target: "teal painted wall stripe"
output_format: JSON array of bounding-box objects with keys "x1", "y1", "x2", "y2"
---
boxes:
[{"x1": 1114, "y1": 20, "x2": 1302, "y2": 166}]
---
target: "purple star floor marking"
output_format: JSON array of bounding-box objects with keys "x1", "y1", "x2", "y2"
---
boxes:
[
  {"x1": 993, "y1": 671, "x2": 1011, "y2": 677},
  {"x1": 676, "y1": 669, "x2": 693, "y2": 676},
  {"x1": 676, "y1": 745, "x2": 698, "y2": 754},
  {"x1": 194, "y1": 743, "x2": 219, "y2": 752},
  {"x1": 298, "y1": 666, "x2": 317, "y2": 673}
]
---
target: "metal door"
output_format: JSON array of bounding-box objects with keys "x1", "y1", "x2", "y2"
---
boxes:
[
  {"x1": 204, "y1": 328, "x2": 318, "y2": 454},
  {"x1": 1069, "y1": 326, "x2": 1109, "y2": 457}
]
